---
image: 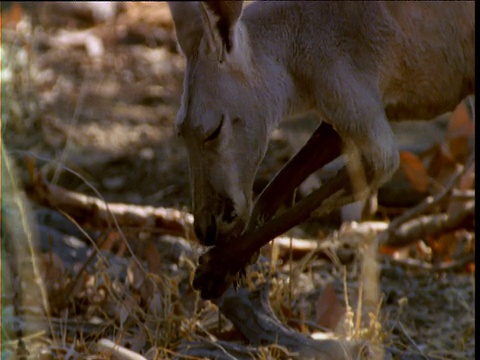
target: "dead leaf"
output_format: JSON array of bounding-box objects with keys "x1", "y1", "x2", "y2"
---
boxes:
[
  {"x1": 316, "y1": 283, "x2": 345, "y2": 331},
  {"x1": 426, "y1": 233, "x2": 459, "y2": 261},
  {"x1": 399, "y1": 151, "x2": 430, "y2": 193},
  {"x1": 40, "y1": 252, "x2": 65, "y2": 287},
  {"x1": 127, "y1": 259, "x2": 146, "y2": 290},
  {"x1": 424, "y1": 144, "x2": 457, "y2": 184},
  {"x1": 378, "y1": 245, "x2": 398, "y2": 257},
  {"x1": 2, "y1": 3, "x2": 24, "y2": 29},
  {"x1": 25, "y1": 156, "x2": 37, "y2": 181},
  {"x1": 129, "y1": 327, "x2": 148, "y2": 353},
  {"x1": 458, "y1": 164, "x2": 475, "y2": 191},
  {"x1": 144, "y1": 241, "x2": 162, "y2": 275},
  {"x1": 119, "y1": 303, "x2": 130, "y2": 328},
  {"x1": 465, "y1": 262, "x2": 475, "y2": 273},
  {"x1": 447, "y1": 101, "x2": 474, "y2": 162},
  {"x1": 147, "y1": 292, "x2": 164, "y2": 318},
  {"x1": 99, "y1": 231, "x2": 122, "y2": 252},
  {"x1": 279, "y1": 303, "x2": 304, "y2": 332},
  {"x1": 448, "y1": 102, "x2": 473, "y2": 139}
]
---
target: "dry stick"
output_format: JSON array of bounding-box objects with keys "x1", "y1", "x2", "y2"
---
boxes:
[
  {"x1": 59, "y1": 210, "x2": 111, "y2": 263},
  {"x1": 195, "y1": 151, "x2": 475, "y2": 299},
  {"x1": 23, "y1": 153, "x2": 149, "y2": 274},
  {"x1": 397, "y1": 321, "x2": 424, "y2": 356},
  {"x1": 219, "y1": 284, "x2": 362, "y2": 360},
  {"x1": 194, "y1": 167, "x2": 365, "y2": 299},
  {"x1": 24, "y1": 166, "x2": 196, "y2": 240},
  {"x1": 385, "y1": 201, "x2": 475, "y2": 247},
  {"x1": 96, "y1": 338, "x2": 148, "y2": 360},
  {"x1": 159, "y1": 347, "x2": 223, "y2": 360},
  {"x1": 386, "y1": 253, "x2": 475, "y2": 272},
  {"x1": 379, "y1": 152, "x2": 475, "y2": 246},
  {"x1": 246, "y1": 121, "x2": 342, "y2": 231},
  {"x1": 196, "y1": 337, "x2": 239, "y2": 360},
  {"x1": 451, "y1": 189, "x2": 475, "y2": 202},
  {"x1": 21, "y1": 152, "x2": 196, "y2": 279},
  {"x1": 176, "y1": 338, "x2": 262, "y2": 359},
  {"x1": 192, "y1": 123, "x2": 346, "y2": 299}
]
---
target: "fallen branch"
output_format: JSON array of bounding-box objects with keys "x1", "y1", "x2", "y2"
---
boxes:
[
  {"x1": 386, "y1": 252, "x2": 475, "y2": 272},
  {"x1": 177, "y1": 338, "x2": 262, "y2": 359},
  {"x1": 96, "y1": 338, "x2": 147, "y2": 360},
  {"x1": 384, "y1": 201, "x2": 475, "y2": 247},
  {"x1": 193, "y1": 167, "x2": 365, "y2": 299},
  {"x1": 247, "y1": 121, "x2": 342, "y2": 230},
  {"x1": 24, "y1": 173, "x2": 196, "y2": 240},
  {"x1": 218, "y1": 284, "x2": 364, "y2": 359},
  {"x1": 379, "y1": 153, "x2": 475, "y2": 246}
]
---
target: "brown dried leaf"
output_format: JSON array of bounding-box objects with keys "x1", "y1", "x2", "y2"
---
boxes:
[
  {"x1": 40, "y1": 252, "x2": 65, "y2": 286},
  {"x1": 279, "y1": 303, "x2": 303, "y2": 332},
  {"x1": 465, "y1": 262, "x2": 475, "y2": 273},
  {"x1": 25, "y1": 156, "x2": 37, "y2": 182},
  {"x1": 99, "y1": 231, "x2": 122, "y2": 252},
  {"x1": 399, "y1": 151, "x2": 430, "y2": 193},
  {"x1": 379, "y1": 244, "x2": 413, "y2": 260},
  {"x1": 316, "y1": 283, "x2": 345, "y2": 331},
  {"x1": 426, "y1": 233, "x2": 459, "y2": 261},
  {"x1": 448, "y1": 102, "x2": 473, "y2": 138},
  {"x1": 378, "y1": 245, "x2": 398, "y2": 257},
  {"x1": 424, "y1": 144, "x2": 457, "y2": 183},
  {"x1": 458, "y1": 164, "x2": 475, "y2": 191},
  {"x1": 144, "y1": 241, "x2": 162, "y2": 275},
  {"x1": 447, "y1": 101, "x2": 474, "y2": 162},
  {"x1": 2, "y1": 3, "x2": 24, "y2": 28}
]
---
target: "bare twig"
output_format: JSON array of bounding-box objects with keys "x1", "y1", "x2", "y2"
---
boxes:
[
  {"x1": 218, "y1": 284, "x2": 363, "y2": 360},
  {"x1": 384, "y1": 201, "x2": 474, "y2": 247},
  {"x1": 24, "y1": 168, "x2": 196, "y2": 240},
  {"x1": 60, "y1": 225, "x2": 110, "y2": 300},
  {"x1": 397, "y1": 321, "x2": 425, "y2": 356},
  {"x1": 247, "y1": 121, "x2": 342, "y2": 230},
  {"x1": 20, "y1": 152, "x2": 151, "y2": 274},
  {"x1": 96, "y1": 338, "x2": 148, "y2": 360},
  {"x1": 450, "y1": 189, "x2": 475, "y2": 202},
  {"x1": 386, "y1": 253, "x2": 475, "y2": 272},
  {"x1": 379, "y1": 153, "x2": 475, "y2": 245},
  {"x1": 193, "y1": 167, "x2": 359, "y2": 299}
]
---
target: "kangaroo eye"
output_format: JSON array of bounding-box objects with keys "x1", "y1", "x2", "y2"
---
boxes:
[{"x1": 204, "y1": 116, "x2": 224, "y2": 143}]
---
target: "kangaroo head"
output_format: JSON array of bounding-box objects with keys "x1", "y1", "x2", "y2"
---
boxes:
[{"x1": 169, "y1": 1, "x2": 276, "y2": 245}]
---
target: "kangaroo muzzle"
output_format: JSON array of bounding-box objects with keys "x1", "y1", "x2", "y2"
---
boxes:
[
  {"x1": 194, "y1": 196, "x2": 247, "y2": 246},
  {"x1": 194, "y1": 214, "x2": 217, "y2": 246}
]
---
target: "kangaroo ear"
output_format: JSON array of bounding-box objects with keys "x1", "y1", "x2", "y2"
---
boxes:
[
  {"x1": 168, "y1": 2, "x2": 203, "y2": 57},
  {"x1": 200, "y1": 1, "x2": 244, "y2": 63}
]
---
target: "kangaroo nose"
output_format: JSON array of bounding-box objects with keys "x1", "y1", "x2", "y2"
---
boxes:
[{"x1": 194, "y1": 215, "x2": 217, "y2": 246}]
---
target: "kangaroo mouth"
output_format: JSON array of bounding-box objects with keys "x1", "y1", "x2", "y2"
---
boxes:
[
  {"x1": 216, "y1": 217, "x2": 245, "y2": 245},
  {"x1": 221, "y1": 197, "x2": 237, "y2": 223},
  {"x1": 194, "y1": 196, "x2": 247, "y2": 246}
]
